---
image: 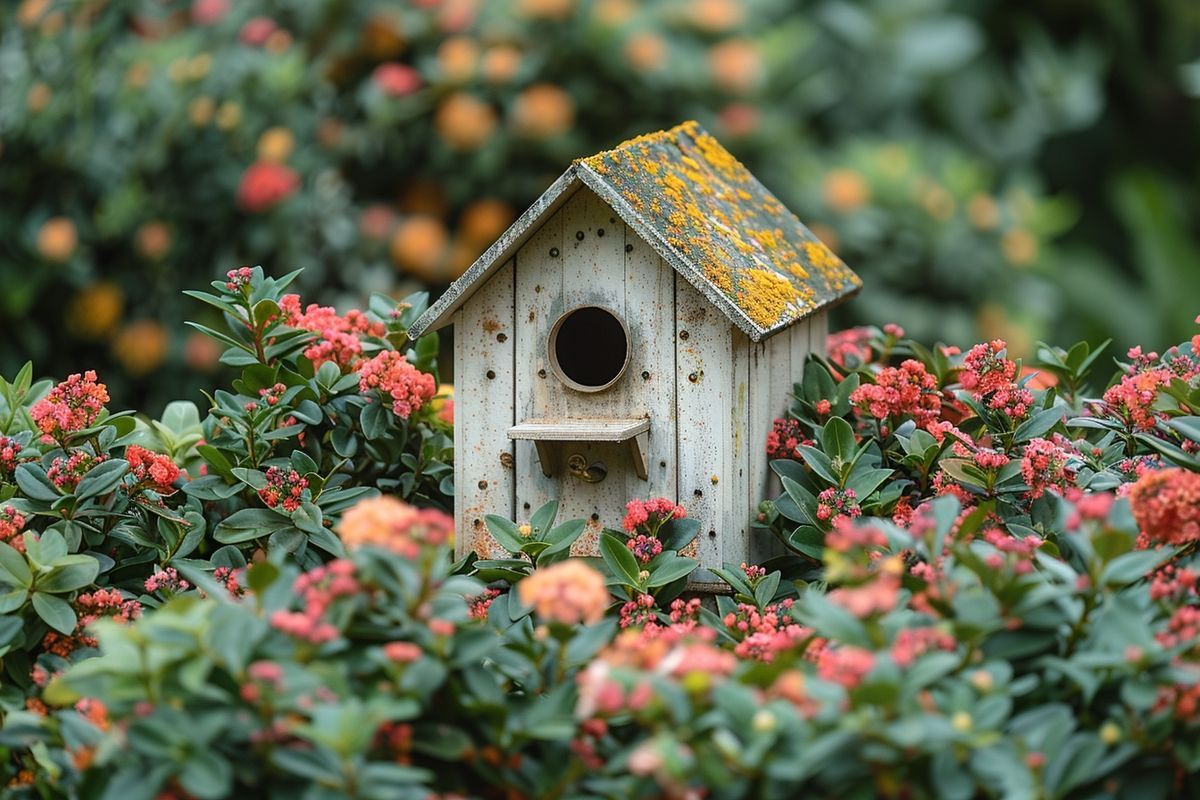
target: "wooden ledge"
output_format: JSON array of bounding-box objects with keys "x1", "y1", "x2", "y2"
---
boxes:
[
  {"x1": 507, "y1": 418, "x2": 649, "y2": 442},
  {"x1": 508, "y1": 418, "x2": 650, "y2": 480}
]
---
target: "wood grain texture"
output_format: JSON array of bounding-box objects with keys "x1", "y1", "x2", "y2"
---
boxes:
[{"x1": 454, "y1": 259, "x2": 515, "y2": 559}]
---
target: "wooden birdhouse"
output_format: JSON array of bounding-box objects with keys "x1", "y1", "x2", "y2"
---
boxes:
[{"x1": 407, "y1": 121, "x2": 861, "y2": 588}]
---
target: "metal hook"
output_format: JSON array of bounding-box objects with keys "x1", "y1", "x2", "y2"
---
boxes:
[{"x1": 567, "y1": 453, "x2": 608, "y2": 483}]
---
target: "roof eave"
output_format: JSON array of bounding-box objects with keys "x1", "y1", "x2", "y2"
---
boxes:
[{"x1": 406, "y1": 166, "x2": 583, "y2": 339}]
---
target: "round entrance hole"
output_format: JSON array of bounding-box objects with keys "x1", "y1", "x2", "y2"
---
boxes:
[{"x1": 548, "y1": 305, "x2": 630, "y2": 392}]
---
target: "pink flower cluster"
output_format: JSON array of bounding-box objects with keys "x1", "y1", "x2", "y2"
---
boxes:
[
  {"x1": 280, "y1": 294, "x2": 386, "y2": 370},
  {"x1": 1150, "y1": 564, "x2": 1197, "y2": 603},
  {"x1": 76, "y1": 588, "x2": 141, "y2": 626},
  {"x1": 41, "y1": 588, "x2": 141, "y2": 658},
  {"x1": 258, "y1": 466, "x2": 309, "y2": 512},
  {"x1": 724, "y1": 599, "x2": 807, "y2": 662},
  {"x1": 1101, "y1": 369, "x2": 1172, "y2": 431},
  {"x1": 1020, "y1": 437, "x2": 1075, "y2": 499},
  {"x1": 211, "y1": 566, "x2": 244, "y2": 598},
  {"x1": 0, "y1": 435, "x2": 25, "y2": 479},
  {"x1": 469, "y1": 588, "x2": 501, "y2": 621},
  {"x1": 144, "y1": 567, "x2": 189, "y2": 594},
  {"x1": 240, "y1": 660, "x2": 287, "y2": 703},
  {"x1": 626, "y1": 534, "x2": 663, "y2": 564},
  {"x1": 30, "y1": 371, "x2": 109, "y2": 443},
  {"x1": 828, "y1": 572, "x2": 900, "y2": 618},
  {"x1": 958, "y1": 340, "x2": 1033, "y2": 419},
  {"x1": 338, "y1": 495, "x2": 454, "y2": 558},
  {"x1": 619, "y1": 593, "x2": 658, "y2": 629},
  {"x1": 225, "y1": 267, "x2": 254, "y2": 292},
  {"x1": 0, "y1": 506, "x2": 26, "y2": 551},
  {"x1": 981, "y1": 529, "x2": 1042, "y2": 574},
  {"x1": 47, "y1": 451, "x2": 107, "y2": 493},
  {"x1": 826, "y1": 326, "x2": 874, "y2": 371},
  {"x1": 518, "y1": 560, "x2": 610, "y2": 626},
  {"x1": 622, "y1": 497, "x2": 686, "y2": 535},
  {"x1": 765, "y1": 417, "x2": 808, "y2": 460},
  {"x1": 357, "y1": 351, "x2": 437, "y2": 419},
  {"x1": 815, "y1": 487, "x2": 861, "y2": 524},
  {"x1": 270, "y1": 560, "x2": 359, "y2": 644},
  {"x1": 850, "y1": 359, "x2": 941, "y2": 427},
  {"x1": 972, "y1": 448, "x2": 1010, "y2": 471},
  {"x1": 1129, "y1": 468, "x2": 1200, "y2": 547},
  {"x1": 816, "y1": 645, "x2": 875, "y2": 689},
  {"x1": 126, "y1": 446, "x2": 181, "y2": 495},
  {"x1": 890, "y1": 627, "x2": 955, "y2": 668}
]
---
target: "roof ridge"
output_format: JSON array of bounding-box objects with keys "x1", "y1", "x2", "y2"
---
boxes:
[{"x1": 573, "y1": 120, "x2": 701, "y2": 169}]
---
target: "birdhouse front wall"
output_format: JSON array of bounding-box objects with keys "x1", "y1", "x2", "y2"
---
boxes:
[{"x1": 451, "y1": 183, "x2": 827, "y2": 583}]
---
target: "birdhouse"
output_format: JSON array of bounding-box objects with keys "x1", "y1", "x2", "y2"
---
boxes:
[{"x1": 408, "y1": 121, "x2": 861, "y2": 588}]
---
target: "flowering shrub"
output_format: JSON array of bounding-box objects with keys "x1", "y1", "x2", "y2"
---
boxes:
[{"x1": 3, "y1": 296, "x2": 1200, "y2": 797}]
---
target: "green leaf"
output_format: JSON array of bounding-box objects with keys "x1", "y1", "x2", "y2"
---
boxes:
[
  {"x1": 599, "y1": 532, "x2": 642, "y2": 587},
  {"x1": 821, "y1": 416, "x2": 859, "y2": 466},
  {"x1": 37, "y1": 555, "x2": 100, "y2": 593},
  {"x1": 74, "y1": 459, "x2": 130, "y2": 500},
  {"x1": 1013, "y1": 407, "x2": 1067, "y2": 443},
  {"x1": 1100, "y1": 550, "x2": 1170, "y2": 587},
  {"x1": 530, "y1": 500, "x2": 559, "y2": 535},
  {"x1": 646, "y1": 555, "x2": 698, "y2": 587},
  {"x1": 32, "y1": 592, "x2": 77, "y2": 634},
  {"x1": 246, "y1": 562, "x2": 279, "y2": 595},
  {"x1": 0, "y1": 541, "x2": 32, "y2": 588},
  {"x1": 797, "y1": 446, "x2": 840, "y2": 486},
  {"x1": 753, "y1": 571, "x2": 782, "y2": 607},
  {"x1": 214, "y1": 508, "x2": 288, "y2": 544},
  {"x1": 484, "y1": 515, "x2": 527, "y2": 553},
  {"x1": 360, "y1": 400, "x2": 389, "y2": 440},
  {"x1": 15, "y1": 464, "x2": 61, "y2": 502}
]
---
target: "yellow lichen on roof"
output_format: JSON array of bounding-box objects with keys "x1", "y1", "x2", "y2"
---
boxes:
[{"x1": 578, "y1": 121, "x2": 861, "y2": 332}]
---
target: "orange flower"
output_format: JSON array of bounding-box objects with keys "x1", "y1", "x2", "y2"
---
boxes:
[
  {"x1": 434, "y1": 93, "x2": 497, "y2": 151},
  {"x1": 511, "y1": 83, "x2": 575, "y2": 139},
  {"x1": 66, "y1": 282, "x2": 124, "y2": 339},
  {"x1": 37, "y1": 217, "x2": 77, "y2": 262},
  {"x1": 822, "y1": 169, "x2": 870, "y2": 213},
  {"x1": 112, "y1": 320, "x2": 169, "y2": 376},
  {"x1": 518, "y1": 560, "x2": 609, "y2": 625},
  {"x1": 390, "y1": 215, "x2": 448, "y2": 280}
]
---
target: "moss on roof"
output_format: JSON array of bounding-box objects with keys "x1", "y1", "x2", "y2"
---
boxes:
[{"x1": 576, "y1": 120, "x2": 861, "y2": 332}]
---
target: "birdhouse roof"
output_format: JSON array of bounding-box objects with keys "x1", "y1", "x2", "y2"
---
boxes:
[{"x1": 407, "y1": 121, "x2": 861, "y2": 342}]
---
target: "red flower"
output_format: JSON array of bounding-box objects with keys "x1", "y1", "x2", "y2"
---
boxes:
[
  {"x1": 373, "y1": 63, "x2": 422, "y2": 97},
  {"x1": 191, "y1": 0, "x2": 230, "y2": 25},
  {"x1": 126, "y1": 445, "x2": 181, "y2": 495},
  {"x1": 239, "y1": 17, "x2": 277, "y2": 45},
  {"x1": 237, "y1": 161, "x2": 300, "y2": 213}
]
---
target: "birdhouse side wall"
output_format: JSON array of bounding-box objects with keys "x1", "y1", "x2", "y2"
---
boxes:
[
  {"x1": 745, "y1": 311, "x2": 827, "y2": 565},
  {"x1": 512, "y1": 187, "x2": 677, "y2": 552},
  {"x1": 453, "y1": 259, "x2": 516, "y2": 558}
]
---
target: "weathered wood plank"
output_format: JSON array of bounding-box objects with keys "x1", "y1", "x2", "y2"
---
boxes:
[
  {"x1": 454, "y1": 259, "x2": 515, "y2": 559},
  {"x1": 513, "y1": 206, "x2": 565, "y2": 523},
  {"x1": 676, "y1": 278, "x2": 733, "y2": 583},
  {"x1": 623, "y1": 228, "x2": 677, "y2": 510}
]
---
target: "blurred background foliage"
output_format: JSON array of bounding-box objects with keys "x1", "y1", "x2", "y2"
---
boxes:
[{"x1": 2, "y1": 0, "x2": 1199, "y2": 412}]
